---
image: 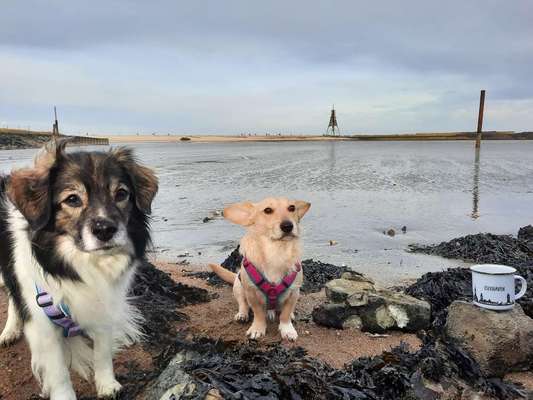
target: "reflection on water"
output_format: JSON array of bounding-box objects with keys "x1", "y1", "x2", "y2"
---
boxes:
[
  {"x1": 327, "y1": 141, "x2": 337, "y2": 191},
  {"x1": 471, "y1": 147, "x2": 481, "y2": 219}
]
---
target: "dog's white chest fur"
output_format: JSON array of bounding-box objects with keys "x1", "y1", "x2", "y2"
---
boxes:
[{"x1": 6, "y1": 204, "x2": 141, "y2": 398}]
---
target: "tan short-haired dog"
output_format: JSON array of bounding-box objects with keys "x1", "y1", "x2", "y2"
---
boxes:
[{"x1": 209, "y1": 197, "x2": 310, "y2": 341}]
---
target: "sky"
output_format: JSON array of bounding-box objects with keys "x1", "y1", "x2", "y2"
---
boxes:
[{"x1": 1, "y1": 1, "x2": 532, "y2": 135}]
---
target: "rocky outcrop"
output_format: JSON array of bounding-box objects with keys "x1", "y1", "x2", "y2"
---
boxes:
[
  {"x1": 445, "y1": 301, "x2": 533, "y2": 377},
  {"x1": 313, "y1": 273, "x2": 431, "y2": 333}
]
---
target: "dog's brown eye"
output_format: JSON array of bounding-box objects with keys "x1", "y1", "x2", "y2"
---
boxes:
[
  {"x1": 115, "y1": 188, "x2": 129, "y2": 202},
  {"x1": 64, "y1": 194, "x2": 82, "y2": 208},
  {"x1": 288, "y1": 205, "x2": 296, "y2": 212},
  {"x1": 264, "y1": 207, "x2": 273, "y2": 214}
]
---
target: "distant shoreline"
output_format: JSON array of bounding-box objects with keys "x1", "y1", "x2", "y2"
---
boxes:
[
  {"x1": 1, "y1": 128, "x2": 533, "y2": 149},
  {"x1": 106, "y1": 131, "x2": 533, "y2": 144}
]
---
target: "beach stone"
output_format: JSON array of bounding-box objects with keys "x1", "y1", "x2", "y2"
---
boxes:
[
  {"x1": 341, "y1": 270, "x2": 375, "y2": 285},
  {"x1": 342, "y1": 315, "x2": 363, "y2": 330},
  {"x1": 144, "y1": 350, "x2": 200, "y2": 400},
  {"x1": 445, "y1": 301, "x2": 533, "y2": 377},
  {"x1": 325, "y1": 278, "x2": 375, "y2": 302},
  {"x1": 312, "y1": 302, "x2": 350, "y2": 329},
  {"x1": 315, "y1": 276, "x2": 431, "y2": 333},
  {"x1": 356, "y1": 290, "x2": 431, "y2": 333},
  {"x1": 346, "y1": 291, "x2": 369, "y2": 307}
]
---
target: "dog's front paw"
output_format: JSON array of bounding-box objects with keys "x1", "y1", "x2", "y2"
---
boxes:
[
  {"x1": 48, "y1": 385, "x2": 76, "y2": 400},
  {"x1": 0, "y1": 327, "x2": 22, "y2": 347},
  {"x1": 279, "y1": 322, "x2": 298, "y2": 341},
  {"x1": 97, "y1": 379, "x2": 122, "y2": 399},
  {"x1": 234, "y1": 312, "x2": 249, "y2": 322},
  {"x1": 246, "y1": 324, "x2": 266, "y2": 339}
]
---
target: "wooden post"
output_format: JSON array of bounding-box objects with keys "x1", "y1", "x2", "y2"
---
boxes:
[
  {"x1": 52, "y1": 106, "x2": 59, "y2": 138},
  {"x1": 475, "y1": 90, "x2": 485, "y2": 148}
]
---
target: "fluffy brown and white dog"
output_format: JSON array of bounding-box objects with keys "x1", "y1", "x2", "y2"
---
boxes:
[
  {"x1": 0, "y1": 140, "x2": 158, "y2": 399},
  {"x1": 209, "y1": 197, "x2": 310, "y2": 341}
]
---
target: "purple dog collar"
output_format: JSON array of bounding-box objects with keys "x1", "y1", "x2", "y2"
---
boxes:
[{"x1": 35, "y1": 285, "x2": 83, "y2": 338}]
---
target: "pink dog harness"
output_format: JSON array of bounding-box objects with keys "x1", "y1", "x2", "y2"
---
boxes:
[{"x1": 243, "y1": 257, "x2": 301, "y2": 310}]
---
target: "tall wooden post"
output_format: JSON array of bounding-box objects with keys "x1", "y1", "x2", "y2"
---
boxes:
[
  {"x1": 52, "y1": 106, "x2": 59, "y2": 138},
  {"x1": 475, "y1": 90, "x2": 485, "y2": 148}
]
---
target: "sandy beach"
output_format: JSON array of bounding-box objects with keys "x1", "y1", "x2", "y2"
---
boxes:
[{"x1": 105, "y1": 134, "x2": 350, "y2": 144}]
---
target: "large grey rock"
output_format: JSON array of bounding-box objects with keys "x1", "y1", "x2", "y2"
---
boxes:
[
  {"x1": 446, "y1": 301, "x2": 533, "y2": 377},
  {"x1": 314, "y1": 276, "x2": 431, "y2": 333},
  {"x1": 325, "y1": 278, "x2": 375, "y2": 302},
  {"x1": 144, "y1": 350, "x2": 200, "y2": 400},
  {"x1": 359, "y1": 290, "x2": 431, "y2": 333}
]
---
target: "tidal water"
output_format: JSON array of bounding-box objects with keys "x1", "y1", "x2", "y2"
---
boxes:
[{"x1": 2, "y1": 140, "x2": 532, "y2": 285}]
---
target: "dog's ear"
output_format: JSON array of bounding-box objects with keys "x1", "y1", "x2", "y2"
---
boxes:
[
  {"x1": 112, "y1": 147, "x2": 159, "y2": 214},
  {"x1": 223, "y1": 202, "x2": 255, "y2": 226},
  {"x1": 294, "y1": 201, "x2": 311, "y2": 220},
  {"x1": 7, "y1": 139, "x2": 68, "y2": 230}
]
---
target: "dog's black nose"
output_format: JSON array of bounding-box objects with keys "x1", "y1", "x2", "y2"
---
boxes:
[
  {"x1": 91, "y1": 218, "x2": 118, "y2": 242},
  {"x1": 280, "y1": 220, "x2": 294, "y2": 234}
]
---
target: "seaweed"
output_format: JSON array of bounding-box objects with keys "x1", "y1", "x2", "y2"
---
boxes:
[{"x1": 178, "y1": 338, "x2": 526, "y2": 400}]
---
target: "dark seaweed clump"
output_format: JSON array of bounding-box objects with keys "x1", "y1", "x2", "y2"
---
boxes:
[
  {"x1": 179, "y1": 338, "x2": 525, "y2": 400},
  {"x1": 185, "y1": 246, "x2": 347, "y2": 293},
  {"x1": 408, "y1": 231, "x2": 533, "y2": 267}
]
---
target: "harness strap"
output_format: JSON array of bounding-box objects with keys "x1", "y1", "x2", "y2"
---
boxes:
[
  {"x1": 243, "y1": 257, "x2": 301, "y2": 310},
  {"x1": 35, "y1": 285, "x2": 83, "y2": 338}
]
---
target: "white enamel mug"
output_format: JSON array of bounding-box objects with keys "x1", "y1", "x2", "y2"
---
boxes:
[{"x1": 470, "y1": 264, "x2": 527, "y2": 310}]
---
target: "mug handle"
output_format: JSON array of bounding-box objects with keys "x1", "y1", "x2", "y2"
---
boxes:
[{"x1": 514, "y1": 275, "x2": 527, "y2": 300}]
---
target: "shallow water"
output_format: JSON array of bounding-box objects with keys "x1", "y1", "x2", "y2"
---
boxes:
[{"x1": 2, "y1": 140, "x2": 532, "y2": 285}]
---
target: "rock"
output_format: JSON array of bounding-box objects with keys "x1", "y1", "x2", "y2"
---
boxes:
[
  {"x1": 202, "y1": 216, "x2": 212, "y2": 223},
  {"x1": 316, "y1": 277, "x2": 431, "y2": 333},
  {"x1": 401, "y1": 226, "x2": 407, "y2": 233},
  {"x1": 346, "y1": 291, "x2": 369, "y2": 307},
  {"x1": 341, "y1": 270, "x2": 375, "y2": 285},
  {"x1": 144, "y1": 350, "x2": 200, "y2": 400},
  {"x1": 342, "y1": 315, "x2": 363, "y2": 330},
  {"x1": 312, "y1": 303, "x2": 351, "y2": 329},
  {"x1": 357, "y1": 290, "x2": 431, "y2": 333},
  {"x1": 325, "y1": 278, "x2": 375, "y2": 302},
  {"x1": 445, "y1": 301, "x2": 533, "y2": 377}
]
